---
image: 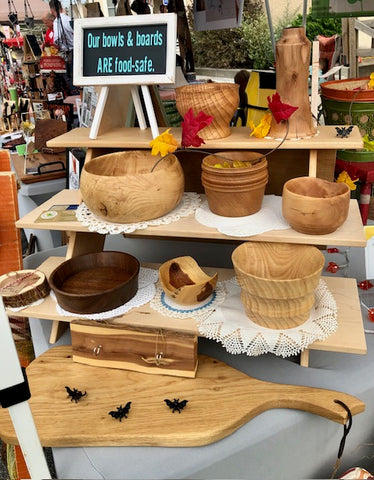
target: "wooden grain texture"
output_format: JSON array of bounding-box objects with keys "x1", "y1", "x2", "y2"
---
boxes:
[
  {"x1": 11, "y1": 151, "x2": 66, "y2": 184},
  {"x1": 282, "y1": 177, "x2": 351, "y2": 235},
  {"x1": 45, "y1": 125, "x2": 363, "y2": 150},
  {"x1": 34, "y1": 119, "x2": 67, "y2": 153},
  {"x1": 15, "y1": 190, "x2": 367, "y2": 247},
  {"x1": 270, "y1": 27, "x2": 316, "y2": 139},
  {"x1": 0, "y1": 269, "x2": 50, "y2": 308},
  {"x1": 159, "y1": 256, "x2": 218, "y2": 305},
  {"x1": 0, "y1": 149, "x2": 11, "y2": 171},
  {"x1": 0, "y1": 172, "x2": 23, "y2": 276},
  {"x1": 71, "y1": 320, "x2": 198, "y2": 378},
  {"x1": 175, "y1": 83, "x2": 239, "y2": 140},
  {"x1": 0, "y1": 346, "x2": 365, "y2": 447},
  {"x1": 49, "y1": 251, "x2": 140, "y2": 314},
  {"x1": 6, "y1": 257, "x2": 367, "y2": 357},
  {"x1": 201, "y1": 152, "x2": 268, "y2": 217},
  {"x1": 232, "y1": 242, "x2": 325, "y2": 329},
  {"x1": 79, "y1": 151, "x2": 184, "y2": 223}
]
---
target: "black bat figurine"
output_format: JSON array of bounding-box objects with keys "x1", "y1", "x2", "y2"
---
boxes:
[
  {"x1": 108, "y1": 402, "x2": 132, "y2": 421},
  {"x1": 335, "y1": 126, "x2": 353, "y2": 138},
  {"x1": 65, "y1": 386, "x2": 87, "y2": 403},
  {"x1": 164, "y1": 398, "x2": 188, "y2": 413}
]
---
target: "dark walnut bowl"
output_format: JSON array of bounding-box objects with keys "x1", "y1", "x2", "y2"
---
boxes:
[{"x1": 49, "y1": 251, "x2": 140, "y2": 314}]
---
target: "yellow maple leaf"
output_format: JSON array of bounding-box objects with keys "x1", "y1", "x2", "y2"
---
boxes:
[
  {"x1": 249, "y1": 113, "x2": 272, "y2": 138},
  {"x1": 336, "y1": 170, "x2": 359, "y2": 191},
  {"x1": 149, "y1": 128, "x2": 178, "y2": 156},
  {"x1": 368, "y1": 72, "x2": 374, "y2": 90}
]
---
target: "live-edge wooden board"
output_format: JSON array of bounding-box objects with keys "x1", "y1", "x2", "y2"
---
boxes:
[
  {"x1": 7, "y1": 257, "x2": 367, "y2": 357},
  {"x1": 15, "y1": 189, "x2": 366, "y2": 247},
  {"x1": 0, "y1": 346, "x2": 365, "y2": 447}
]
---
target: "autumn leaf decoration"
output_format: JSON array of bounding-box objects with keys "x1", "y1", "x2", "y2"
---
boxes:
[
  {"x1": 181, "y1": 108, "x2": 214, "y2": 148},
  {"x1": 149, "y1": 128, "x2": 178, "y2": 157},
  {"x1": 267, "y1": 92, "x2": 298, "y2": 124}
]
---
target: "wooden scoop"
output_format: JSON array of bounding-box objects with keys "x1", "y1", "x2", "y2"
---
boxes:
[{"x1": 0, "y1": 346, "x2": 365, "y2": 447}]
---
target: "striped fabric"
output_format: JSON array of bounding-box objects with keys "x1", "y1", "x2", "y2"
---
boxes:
[{"x1": 312, "y1": 0, "x2": 374, "y2": 18}]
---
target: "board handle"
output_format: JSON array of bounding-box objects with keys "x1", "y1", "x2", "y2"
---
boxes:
[{"x1": 264, "y1": 383, "x2": 365, "y2": 424}]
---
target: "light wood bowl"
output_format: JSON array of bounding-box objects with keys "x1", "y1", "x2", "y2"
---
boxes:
[
  {"x1": 201, "y1": 151, "x2": 268, "y2": 217},
  {"x1": 49, "y1": 251, "x2": 140, "y2": 314},
  {"x1": 159, "y1": 256, "x2": 218, "y2": 305},
  {"x1": 175, "y1": 83, "x2": 239, "y2": 140},
  {"x1": 231, "y1": 242, "x2": 325, "y2": 329},
  {"x1": 80, "y1": 151, "x2": 184, "y2": 223},
  {"x1": 282, "y1": 176, "x2": 350, "y2": 235}
]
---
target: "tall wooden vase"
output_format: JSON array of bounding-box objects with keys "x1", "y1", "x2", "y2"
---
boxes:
[{"x1": 269, "y1": 27, "x2": 316, "y2": 139}]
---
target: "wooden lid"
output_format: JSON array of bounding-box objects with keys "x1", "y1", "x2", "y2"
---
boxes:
[{"x1": 0, "y1": 269, "x2": 50, "y2": 308}]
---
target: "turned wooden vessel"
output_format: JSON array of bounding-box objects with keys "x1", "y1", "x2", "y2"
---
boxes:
[
  {"x1": 175, "y1": 83, "x2": 239, "y2": 140},
  {"x1": 282, "y1": 176, "x2": 350, "y2": 235},
  {"x1": 201, "y1": 151, "x2": 268, "y2": 217},
  {"x1": 80, "y1": 151, "x2": 184, "y2": 223},
  {"x1": 232, "y1": 242, "x2": 325, "y2": 329},
  {"x1": 159, "y1": 256, "x2": 218, "y2": 305},
  {"x1": 269, "y1": 27, "x2": 316, "y2": 139},
  {"x1": 0, "y1": 269, "x2": 50, "y2": 308},
  {"x1": 49, "y1": 251, "x2": 140, "y2": 314}
]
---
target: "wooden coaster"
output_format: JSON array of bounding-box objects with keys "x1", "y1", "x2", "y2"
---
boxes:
[{"x1": 0, "y1": 269, "x2": 50, "y2": 308}]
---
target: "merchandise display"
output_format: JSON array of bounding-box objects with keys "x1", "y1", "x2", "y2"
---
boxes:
[{"x1": 2, "y1": 8, "x2": 374, "y2": 479}]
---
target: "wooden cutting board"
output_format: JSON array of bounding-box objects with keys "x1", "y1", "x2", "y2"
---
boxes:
[{"x1": 0, "y1": 346, "x2": 365, "y2": 447}]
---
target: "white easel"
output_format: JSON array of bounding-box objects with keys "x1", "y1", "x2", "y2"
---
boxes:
[
  {"x1": 73, "y1": 14, "x2": 177, "y2": 140},
  {"x1": 0, "y1": 296, "x2": 51, "y2": 480}
]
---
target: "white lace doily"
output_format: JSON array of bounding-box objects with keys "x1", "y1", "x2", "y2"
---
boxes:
[
  {"x1": 76, "y1": 192, "x2": 201, "y2": 234},
  {"x1": 195, "y1": 195, "x2": 290, "y2": 237},
  {"x1": 150, "y1": 281, "x2": 226, "y2": 321},
  {"x1": 51, "y1": 267, "x2": 158, "y2": 320},
  {"x1": 197, "y1": 278, "x2": 338, "y2": 358}
]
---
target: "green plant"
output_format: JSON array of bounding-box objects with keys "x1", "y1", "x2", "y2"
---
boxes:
[
  {"x1": 189, "y1": 0, "x2": 274, "y2": 70},
  {"x1": 291, "y1": 11, "x2": 342, "y2": 42}
]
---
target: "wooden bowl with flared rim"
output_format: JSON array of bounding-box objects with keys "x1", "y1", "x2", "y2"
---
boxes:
[
  {"x1": 282, "y1": 176, "x2": 350, "y2": 235},
  {"x1": 231, "y1": 242, "x2": 325, "y2": 300},
  {"x1": 49, "y1": 251, "x2": 140, "y2": 314},
  {"x1": 201, "y1": 151, "x2": 268, "y2": 217},
  {"x1": 80, "y1": 151, "x2": 184, "y2": 224},
  {"x1": 175, "y1": 83, "x2": 239, "y2": 140},
  {"x1": 159, "y1": 256, "x2": 218, "y2": 305}
]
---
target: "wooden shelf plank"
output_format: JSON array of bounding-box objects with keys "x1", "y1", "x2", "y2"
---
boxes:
[
  {"x1": 15, "y1": 190, "x2": 367, "y2": 247},
  {"x1": 46, "y1": 125, "x2": 363, "y2": 150},
  {"x1": 9, "y1": 257, "x2": 366, "y2": 356}
]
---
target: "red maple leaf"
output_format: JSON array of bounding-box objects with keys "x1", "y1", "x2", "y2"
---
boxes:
[
  {"x1": 181, "y1": 108, "x2": 213, "y2": 148},
  {"x1": 267, "y1": 93, "x2": 298, "y2": 124}
]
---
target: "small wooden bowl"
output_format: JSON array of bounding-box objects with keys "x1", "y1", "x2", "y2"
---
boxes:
[
  {"x1": 232, "y1": 242, "x2": 325, "y2": 329},
  {"x1": 80, "y1": 151, "x2": 184, "y2": 223},
  {"x1": 49, "y1": 252, "x2": 140, "y2": 314},
  {"x1": 282, "y1": 176, "x2": 350, "y2": 235},
  {"x1": 159, "y1": 256, "x2": 218, "y2": 305},
  {"x1": 175, "y1": 83, "x2": 239, "y2": 140},
  {"x1": 201, "y1": 151, "x2": 268, "y2": 217}
]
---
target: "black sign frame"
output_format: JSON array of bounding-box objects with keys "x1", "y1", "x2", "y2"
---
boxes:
[{"x1": 73, "y1": 13, "x2": 177, "y2": 86}]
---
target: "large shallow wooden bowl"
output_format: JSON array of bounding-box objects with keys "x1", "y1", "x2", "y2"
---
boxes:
[
  {"x1": 49, "y1": 252, "x2": 140, "y2": 314},
  {"x1": 282, "y1": 176, "x2": 350, "y2": 235},
  {"x1": 80, "y1": 151, "x2": 184, "y2": 223},
  {"x1": 231, "y1": 242, "x2": 325, "y2": 329},
  {"x1": 175, "y1": 83, "x2": 239, "y2": 140},
  {"x1": 159, "y1": 256, "x2": 218, "y2": 305}
]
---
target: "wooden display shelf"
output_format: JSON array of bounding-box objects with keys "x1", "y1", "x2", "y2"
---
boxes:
[
  {"x1": 0, "y1": 346, "x2": 365, "y2": 447},
  {"x1": 8, "y1": 256, "x2": 367, "y2": 366},
  {"x1": 15, "y1": 189, "x2": 366, "y2": 247},
  {"x1": 46, "y1": 125, "x2": 363, "y2": 150}
]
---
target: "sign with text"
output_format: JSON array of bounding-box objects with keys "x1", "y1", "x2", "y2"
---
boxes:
[{"x1": 74, "y1": 14, "x2": 177, "y2": 86}]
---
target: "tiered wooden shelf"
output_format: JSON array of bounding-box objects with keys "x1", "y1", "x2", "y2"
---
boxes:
[{"x1": 10, "y1": 125, "x2": 367, "y2": 367}]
